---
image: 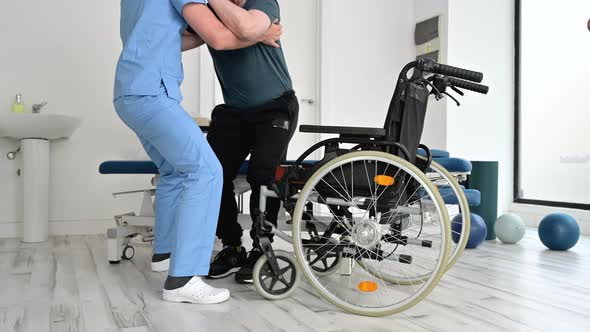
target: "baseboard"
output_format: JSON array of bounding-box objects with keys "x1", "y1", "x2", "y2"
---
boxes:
[
  {"x1": 0, "y1": 212, "x2": 287, "y2": 239},
  {"x1": 510, "y1": 203, "x2": 590, "y2": 235},
  {"x1": 0, "y1": 219, "x2": 114, "y2": 239}
]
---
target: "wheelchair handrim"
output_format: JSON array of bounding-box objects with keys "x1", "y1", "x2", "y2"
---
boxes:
[{"x1": 292, "y1": 151, "x2": 451, "y2": 317}]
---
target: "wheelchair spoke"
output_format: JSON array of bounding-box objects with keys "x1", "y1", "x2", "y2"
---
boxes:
[{"x1": 292, "y1": 152, "x2": 450, "y2": 315}]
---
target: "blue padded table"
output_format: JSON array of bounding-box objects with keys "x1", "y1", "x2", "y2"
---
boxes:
[
  {"x1": 99, "y1": 161, "x2": 159, "y2": 175},
  {"x1": 418, "y1": 148, "x2": 450, "y2": 159},
  {"x1": 99, "y1": 160, "x2": 319, "y2": 176},
  {"x1": 439, "y1": 187, "x2": 481, "y2": 207},
  {"x1": 431, "y1": 157, "x2": 472, "y2": 173},
  {"x1": 99, "y1": 156, "x2": 478, "y2": 206},
  {"x1": 429, "y1": 157, "x2": 478, "y2": 206}
]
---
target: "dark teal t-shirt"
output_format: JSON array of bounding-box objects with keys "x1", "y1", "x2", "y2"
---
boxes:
[{"x1": 208, "y1": 0, "x2": 293, "y2": 108}]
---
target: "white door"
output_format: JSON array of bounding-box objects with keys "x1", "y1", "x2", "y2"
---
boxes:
[{"x1": 279, "y1": 0, "x2": 320, "y2": 160}]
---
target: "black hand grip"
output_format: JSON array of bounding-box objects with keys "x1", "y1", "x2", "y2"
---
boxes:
[
  {"x1": 447, "y1": 77, "x2": 489, "y2": 94},
  {"x1": 435, "y1": 63, "x2": 483, "y2": 83},
  {"x1": 420, "y1": 60, "x2": 484, "y2": 83}
]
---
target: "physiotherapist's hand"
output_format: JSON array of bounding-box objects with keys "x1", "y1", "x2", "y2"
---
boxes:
[{"x1": 261, "y1": 19, "x2": 282, "y2": 48}]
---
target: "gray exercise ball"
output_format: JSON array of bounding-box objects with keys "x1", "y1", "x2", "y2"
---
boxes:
[{"x1": 494, "y1": 213, "x2": 526, "y2": 244}]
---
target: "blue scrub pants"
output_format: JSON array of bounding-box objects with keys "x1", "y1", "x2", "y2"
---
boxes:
[{"x1": 114, "y1": 90, "x2": 222, "y2": 277}]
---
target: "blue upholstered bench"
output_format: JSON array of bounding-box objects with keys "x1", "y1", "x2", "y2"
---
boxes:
[
  {"x1": 432, "y1": 157, "x2": 472, "y2": 173},
  {"x1": 438, "y1": 187, "x2": 481, "y2": 207},
  {"x1": 99, "y1": 150, "x2": 478, "y2": 207},
  {"x1": 99, "y1": 160, "x2": 318, "y2": 176},
  {"x1": 418, "y1": 148, "x2": 450, "y2": 159}
]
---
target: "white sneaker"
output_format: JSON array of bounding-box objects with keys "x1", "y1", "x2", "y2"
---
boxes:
[
  {"x1": 151, "y1": 258, "x2": 170, "y2": 272},
  {"x1": 162, "y1": 277, "x2": 230, "y2": 304}
]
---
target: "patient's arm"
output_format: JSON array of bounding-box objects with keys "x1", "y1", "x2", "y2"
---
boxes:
[
  {"x1": 182, "y1": 3, "x2": 278, "y2": 51},
  {"x1": 208, "y1": 0, "x2": 272, "y2": 42}
]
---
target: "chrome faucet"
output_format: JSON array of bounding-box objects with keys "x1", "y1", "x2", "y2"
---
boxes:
[{"x1": 32, "y1": 102, "x2": 47, "y2": 113}]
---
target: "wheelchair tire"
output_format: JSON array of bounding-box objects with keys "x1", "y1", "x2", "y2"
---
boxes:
[
  {"x1": 253, "y1": 250, "x2": 301, "y2": 301},
  {"x1": 357, "y1": 157, "x2": 470, "y2": 282},
  {"x1": 291, "y1": 151, "x2": 451, "y2": 317},
  {"x1": 421, "y1": 157, "x2": 470, "y2": 271}
]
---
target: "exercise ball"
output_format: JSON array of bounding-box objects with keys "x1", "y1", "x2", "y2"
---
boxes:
[
  {"x1": 494, "y1": 213, "x2": 526, "y2": 244},
  {"x1": 451, "y1": 213, "x2": 487, "y2": 249},
  {"x1": 538, "y1": 213, "x2": 580, "y2": 251}
]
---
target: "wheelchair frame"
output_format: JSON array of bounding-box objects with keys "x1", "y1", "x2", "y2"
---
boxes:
[{"x1": 247, "y1": 59, "x2": 489, "y2": 316}]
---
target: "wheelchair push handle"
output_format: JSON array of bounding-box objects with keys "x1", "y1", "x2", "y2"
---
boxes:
[
  {"x1": 447, "y1": 77, "x2": 489, "y2": 94},
  {"x1": 418, "y1": 59, "x2": 484, "y2": 83}
]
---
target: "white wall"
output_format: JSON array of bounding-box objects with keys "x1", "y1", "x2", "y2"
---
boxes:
[
  {"x1": 0, "y1": 0, "x2": 419, "y2": 237},
  {"x1": 414, "y1": 0, "x2": 448, "y2": 150},
  {"x1": 412, "y1": 0, "x2": 515, "y2": 215},
  {"x1": 445, "y1": 0, "x2": 515, "y2": 214},
  {"x1": 320, "y1": 0, "x2": 415, "y2": 128},
  {"x1": 0, "y1": 1, "x2": 201, "y2": 237}
]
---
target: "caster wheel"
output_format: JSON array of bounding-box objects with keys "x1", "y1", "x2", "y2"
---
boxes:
[
  {"x1": 122, "y1": 245, "x2": 135, "y2": 260},
  {"x1": 305, "y1": 245, "x2": 341, "y2": 277},
  {"x1": 109, "y1": 260, "x2": 121, "y2": 264},
  {"x1": 253, "y1": 250, "x2": 301, "y2": 300}
]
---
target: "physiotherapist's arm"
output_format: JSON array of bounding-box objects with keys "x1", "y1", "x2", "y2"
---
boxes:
[
  {"x1": 182, "y1": 3, "x2": 261, "y2": 50},
  {"x1": 207, "y1": 0, "x2": 272, "y2": 42}
]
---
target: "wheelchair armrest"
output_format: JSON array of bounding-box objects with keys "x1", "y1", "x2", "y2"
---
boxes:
[{"x1": 299, "y1": 124, "x2": 386, "y2": 137}]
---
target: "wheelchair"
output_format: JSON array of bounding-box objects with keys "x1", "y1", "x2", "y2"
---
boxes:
[{"x1": 248, "y1": 59, "x2": 489, "y2": 317}]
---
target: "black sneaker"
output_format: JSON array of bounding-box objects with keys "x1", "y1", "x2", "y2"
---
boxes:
[
  {"x1": 234, "y1": 248, "x2": 264, "y2": 284},
  {"x1": 208, "y1": 246, "x2": 246, "y2": 279}
]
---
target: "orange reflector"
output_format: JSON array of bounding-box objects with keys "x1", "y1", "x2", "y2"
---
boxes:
[
  {"x1": 358, "y1": 281, "x2": 379, "y2": 292},
  {"x1": 374, "y1": 175, "x2": 395, "y2": 186}
]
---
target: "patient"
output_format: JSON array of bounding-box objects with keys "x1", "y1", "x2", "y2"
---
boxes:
[{"x1": 184, "y1": 0, "x2": 298, "y2": 284}]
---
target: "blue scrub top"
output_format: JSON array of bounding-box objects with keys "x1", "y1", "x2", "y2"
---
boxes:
[{"x1": 114, "y1": 0, "x2": 207, "y2": 102}]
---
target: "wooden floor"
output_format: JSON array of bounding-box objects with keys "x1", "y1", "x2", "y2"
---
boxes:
[{"x1": 0, "y1": 231, "x2": 589, "y2": 332}]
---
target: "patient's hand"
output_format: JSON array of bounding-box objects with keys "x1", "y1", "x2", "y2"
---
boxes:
[{"x1": 261, "y1": 19, "x2": 282, "y2": 48}]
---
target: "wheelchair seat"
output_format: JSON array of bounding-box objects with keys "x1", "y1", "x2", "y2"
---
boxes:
[{"x1": 300, "y1": 124, "x2": 386, "y2": 138}]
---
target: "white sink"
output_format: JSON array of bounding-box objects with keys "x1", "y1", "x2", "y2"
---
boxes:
[
  {"x1": 0, "y1": 112, "x2": 81, "y2": 140},
  {"x1": 1, "y1": 112, "x2": 81, "y2": 243}
]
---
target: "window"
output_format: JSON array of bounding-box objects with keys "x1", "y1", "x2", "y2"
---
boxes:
[{"x1": 515, "y1": 0, "x2": 590, "y2": 209}]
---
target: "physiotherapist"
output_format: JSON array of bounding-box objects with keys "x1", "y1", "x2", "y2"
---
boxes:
[{"x1": 113, "y1": 0, "x2": 281, "y2": 304}]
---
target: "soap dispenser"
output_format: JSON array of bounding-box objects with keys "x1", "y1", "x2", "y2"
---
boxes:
[{"x1": 12, "y1": 94, "x2": 25, "y2": 113}]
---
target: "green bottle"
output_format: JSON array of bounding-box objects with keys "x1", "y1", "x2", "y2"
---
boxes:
[{"x1": 12, "y1": 94, "x2": 25, "y2": 113}]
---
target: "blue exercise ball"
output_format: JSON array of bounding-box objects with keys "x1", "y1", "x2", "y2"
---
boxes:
[
  {"x1": 538, "y1": 213, "x2": 580, "y2": 251},
  {"x1": 495, "y1": 213, "x2": 526, "y2": 244},
  {"x1": 451, "y1": 213, "x2": 487, "y2": 249}
]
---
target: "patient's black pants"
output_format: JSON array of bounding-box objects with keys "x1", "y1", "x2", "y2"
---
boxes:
[{"x1": 207, "y1": 91, "x2": 299, "y2": 247}]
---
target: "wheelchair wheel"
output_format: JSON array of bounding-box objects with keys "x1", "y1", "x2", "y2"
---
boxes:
[
  {"x1": 305, "y1": 239, "x2": 342, "y2": 277},
  {"x1": 292, "y1": 151, "x2": 451, "y2": 317},
  {"x1": 420, "y1": 156, "x2": 470, "y2": 271},
  {"x1": 253, "y1": 250, "x2": 301, "y2": 300}
]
